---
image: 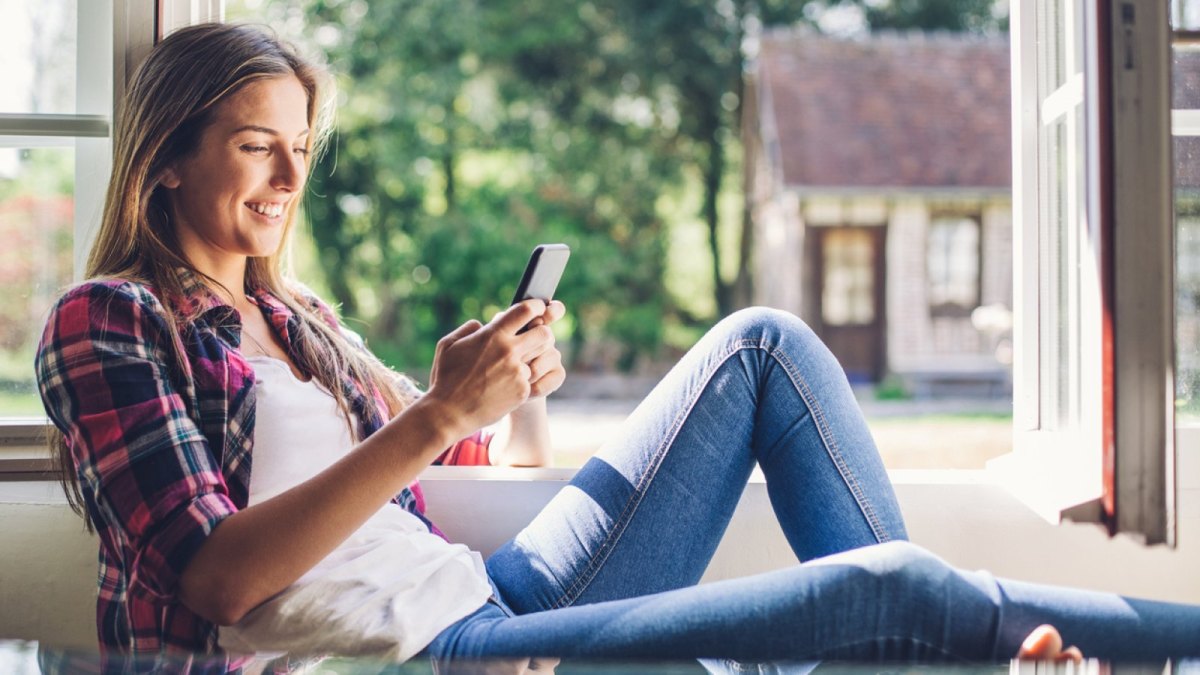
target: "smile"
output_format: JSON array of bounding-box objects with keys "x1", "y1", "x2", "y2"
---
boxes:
[{"x1": 246, "y1": 201, "x2": 285, "y2": 218}]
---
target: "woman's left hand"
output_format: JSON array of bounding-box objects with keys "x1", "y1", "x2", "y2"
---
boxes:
[{"x1": 520, "y1": 300, "x2": 567, "y2": 399}]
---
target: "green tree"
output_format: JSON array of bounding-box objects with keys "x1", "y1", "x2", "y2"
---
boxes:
[
  {"x1": 861, "y1": 0, "x2": 1007, "y2": 32},
  {"x1": 297, "y1": 0, "x2": 679, "y2": 370},
  {"x1": 265, "y1": 0, "x2": 1009, "y2": 371}
]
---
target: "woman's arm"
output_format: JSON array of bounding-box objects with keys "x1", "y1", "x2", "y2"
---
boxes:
[
  {"x1": 489, "y1": 398, "x2": 553, "y2": 467},
  {"x1": 488, "y1": 300, "x2": 567, "y2": 467},
  {"x1": 178, "y1": 301, "x2": 554, "y2": 625},
  {"x1": 178, "y1": 394, "x2": 466, "y2": 624}
]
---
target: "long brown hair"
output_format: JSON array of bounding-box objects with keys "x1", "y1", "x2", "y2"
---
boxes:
[{"x1": 53, "y1": 23, "x2": 413, "y2": 529}]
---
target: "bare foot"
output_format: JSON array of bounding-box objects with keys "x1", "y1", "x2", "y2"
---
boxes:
[{"x1": 1018, "y1": 624, "x2": 1084, "y2": 662}]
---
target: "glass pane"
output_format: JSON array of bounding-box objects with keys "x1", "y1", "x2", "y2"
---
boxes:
[
  {"x1": 1174, "y1": 145, "x2": 1200, "y2": 421},
  {"x1": 927, "y1": 216, "x2": 980, "y2": 309},
  {"x1": 1033, "y1": 0, "x2": 1085, "y2": 433},
  {"x1": 1036, "y1": 0, "x2": 1065, "y2": 99},
  {"x1": 0, "y1": 0, "x2": 78, "y2": 115},
  {"x1": 1174, "y1": 32, "x2": 1200, "y2": 420},
  {"x1": 1037, "y1": 115, "x2": 1071, "y2": 430},
  {"x1": 0, "y1": 147, "x2": 74, "y2": 416},
  {"x1": 1174, "y1": 0, "x2": 1200, "y2": 30},
  {"x1": 1176, "y1": 186, "x2": 1200, "y2": 421},
  {"x1": 821, "y1": 229, "x2": 874, "y2": 327}
]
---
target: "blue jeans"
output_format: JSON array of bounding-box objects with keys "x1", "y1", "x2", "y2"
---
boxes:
[{"x1": 425, "y1": 308, "x2": 1200, "y2": 663}]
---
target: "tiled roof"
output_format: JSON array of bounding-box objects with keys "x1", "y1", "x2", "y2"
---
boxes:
[{"x1": 756, "y1": 31, "x2": 1011, "y2": 190}]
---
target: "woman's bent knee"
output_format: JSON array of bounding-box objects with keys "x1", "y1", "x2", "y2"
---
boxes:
[
  {"x1": 815, "y1": 541, "x2": 953, "y2": 590},
  {"x1": 713, "y1": 307, "x2": 815, "y2": 347}
]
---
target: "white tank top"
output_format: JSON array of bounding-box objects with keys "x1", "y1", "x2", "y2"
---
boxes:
[{"x1": 218, "y1": 356, "x2": 492, "y2": 661}]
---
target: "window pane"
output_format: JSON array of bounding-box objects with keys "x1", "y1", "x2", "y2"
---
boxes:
[
  {"x1": 0, "y1": 147, "x2": 74, "y2": 416},
  {"x1": 1174, "y1": 39, "x2": 1200, "y2": 420},
  {"x1": 0, "y1": 1, "x2": 78, "y2": 115},
  {"x1": 927, "y1": 216, "x2": 980, "y2": 311},
  {"x1": 1036, "y1": 0, "x2": 1066, "y2": 98},
  {"x1": 1173, "y1": 0, "x2": 1200, "y2": 30},
  {"x1": 1037, "y1": 115, "x2": 1071, "y2": 430},
  {"x1": 821, "y1": 229, "x2": 874, "y2": 327}
]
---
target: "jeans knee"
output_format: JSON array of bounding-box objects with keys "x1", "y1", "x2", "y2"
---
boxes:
[
  {"x1": 846, "y1": 541, "x2": 954, "y2": 593},
  {"x1": 715, "y1": 307, "x2": 814, "y2": 346}
]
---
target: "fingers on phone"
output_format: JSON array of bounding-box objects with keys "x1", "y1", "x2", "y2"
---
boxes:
[{"x1": 497, "y1": 299, "x2": 546, "y2": 334}]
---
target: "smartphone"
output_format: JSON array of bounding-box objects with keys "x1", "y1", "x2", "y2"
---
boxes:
[{"x1": 511, "y1": 243, "x2": 571, "y2": 306}]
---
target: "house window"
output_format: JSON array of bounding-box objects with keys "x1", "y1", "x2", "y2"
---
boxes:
[
  {"x1": 926, "y1": 215, "x2": 981, "y2": 317},
  {"x1": 821, "y1": 228, "x2": 875, "y2": 326}
]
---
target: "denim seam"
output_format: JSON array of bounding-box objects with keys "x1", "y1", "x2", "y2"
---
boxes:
[
  {"x1": 552, "y1": 338, "x2": 751, "y2": 608},
  {"x1": 763, "y1": 341, "x2": 891, "y2": 543}
]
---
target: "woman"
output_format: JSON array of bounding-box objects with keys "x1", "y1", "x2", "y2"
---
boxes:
[{"x1": 35, "y1": 22, "x2": 1200, "y2": 672}]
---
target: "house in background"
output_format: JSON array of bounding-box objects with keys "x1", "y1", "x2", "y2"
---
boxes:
[{"x1": 745, "y1": 30, "x2": 1012, "y2": 395}]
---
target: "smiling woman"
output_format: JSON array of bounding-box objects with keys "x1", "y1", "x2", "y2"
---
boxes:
[
  {"x1": 160, "y1": 76, "x2": 311, "y2": 269},
  {"x1": 156, "y1": 75, "x2": 316, "y2": 375}
]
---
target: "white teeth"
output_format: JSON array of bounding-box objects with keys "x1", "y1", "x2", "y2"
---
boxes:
[{"x1": 247, "y1": 202, "x2": 284, "y2": 218}]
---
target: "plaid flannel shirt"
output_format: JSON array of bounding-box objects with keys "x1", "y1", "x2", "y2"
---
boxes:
[{"x1": 35, "y1": 272, "x2": 491, "y2": 666}]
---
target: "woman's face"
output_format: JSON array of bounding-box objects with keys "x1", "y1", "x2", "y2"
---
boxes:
[{"x1": 161, "y1": 75, "x2": 311, "y2": 273}]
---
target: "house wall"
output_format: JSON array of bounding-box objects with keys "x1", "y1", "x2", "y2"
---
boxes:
[
  {"x1": 757, "y1": 193, "x2": 1014, "y2": 384},
  {"x1": 752, "y1": 191, "x2": 804, "y2": 317},
  {"x1": 886, "y1": 198, "x2": 930, "y2": 373},
  {"x1": 888, "y1": 197, "x2": 1013, "y2": 377}
]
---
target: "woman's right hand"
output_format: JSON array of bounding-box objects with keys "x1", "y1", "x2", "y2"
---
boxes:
[{"x1": 424, "y1": 299, "x2": 554, "y2": 436}]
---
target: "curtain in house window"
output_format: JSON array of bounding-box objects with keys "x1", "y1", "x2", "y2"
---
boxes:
[{"x1": 927, "y1": 216, "x2": 981, "y2": 315}]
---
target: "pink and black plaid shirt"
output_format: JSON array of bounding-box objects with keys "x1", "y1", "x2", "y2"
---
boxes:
[{"x1": 35, "y1": 272, "x2": 491, "y2": 666}]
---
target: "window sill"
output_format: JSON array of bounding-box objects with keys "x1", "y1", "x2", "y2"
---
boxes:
[
  {"x1": 0, "y1": 420, "x2": 53, "y2": 480},
  {"x1": 0, "y1": 419, "x2": 49, "y2": 444}
]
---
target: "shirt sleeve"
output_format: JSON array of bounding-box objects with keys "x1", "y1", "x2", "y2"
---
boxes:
[
  {"x1": 36, "y1": 282, "x2": 238, "y2": 602},
  {"x1": 433, "y1": 430, "x2": 495, "y2": 466}
]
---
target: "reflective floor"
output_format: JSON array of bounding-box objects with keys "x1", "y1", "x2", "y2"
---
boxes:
[{"x1": 2, "y1": 641, "x2": 1192, "y2": 675}]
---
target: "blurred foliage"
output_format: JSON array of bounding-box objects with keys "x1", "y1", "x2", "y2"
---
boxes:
[
  {"x1": 293, "y1": 0, "x2": 808, "y2": 371},
  {"x1": 0, "y1": 149, "x2": 73, "y2": 356},
  {"x1": 862, "y1": 0, "x2": 1007, "y2": 32},
  {"x1": 227, "y1": 0, "x2": 1008, "y2": 374}
]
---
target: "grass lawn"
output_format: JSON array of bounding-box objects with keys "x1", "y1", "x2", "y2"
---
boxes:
[
  {"x1": 868, "y1": 414, "x2": 1012, "y2": 470},
  {"x1": 547, "y1": 399, "x2": 1013, "y2": 470}
]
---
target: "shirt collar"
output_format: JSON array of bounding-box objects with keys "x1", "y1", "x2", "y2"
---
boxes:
[
  {"x1": 171, "y1": 267, "x2": 227, "y2": 316},
  {"x1": 169, "y1": 267, "x2": 297, "y2": 350}
]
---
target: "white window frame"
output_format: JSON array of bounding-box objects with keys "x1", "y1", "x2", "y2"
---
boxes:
[
  {"x1": 995, "y1": 0, "x2": 1176, "y2": 546},
  {"x1": 0, "y1": 1, "x2": 221, "y2": 469}
]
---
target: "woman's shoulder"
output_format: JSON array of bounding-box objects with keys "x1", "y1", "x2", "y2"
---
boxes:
[
  {"x1": 53, "y1": 277, "x2": 165, "y2": 308},
  {"x1": 45, "y1": 278, "x2": 172, "y2": 334}
]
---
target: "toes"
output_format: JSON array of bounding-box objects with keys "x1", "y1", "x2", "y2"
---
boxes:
[{"x1": 1018, "y1": 624, "x2": 1063, "y2": 659}]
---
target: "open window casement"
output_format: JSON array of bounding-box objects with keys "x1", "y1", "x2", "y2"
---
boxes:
[
  {"x1": 0, "y1": 0, "x2": 223, "y2": 470},
  {"x1": 997, "y1": 0, "x2": 1176, "y2": 546}
]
